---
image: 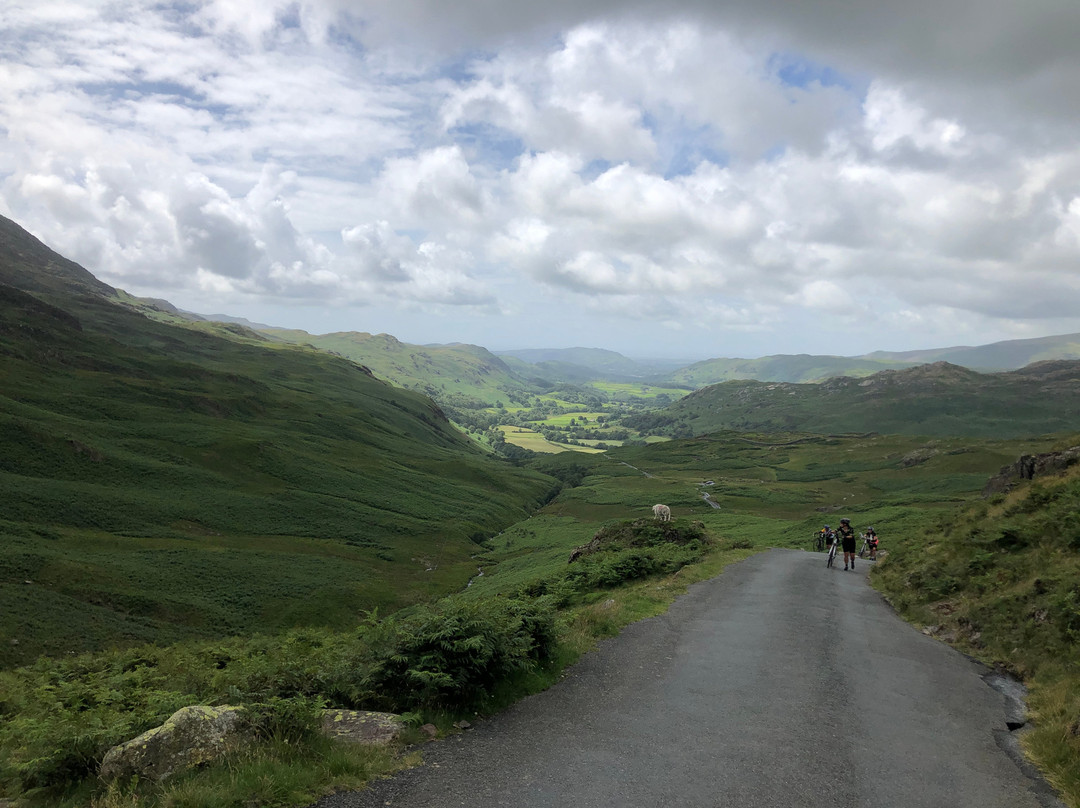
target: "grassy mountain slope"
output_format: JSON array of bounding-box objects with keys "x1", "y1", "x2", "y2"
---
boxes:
[
  {"x1": 262, "y1": 329, "x2": 536, "y2": 407},
  {"x1": 0, "y1": 216, "x2": 554, "y2": 667},
  {"x1": 639, "y1": 361, "x2": 1080, "y2": 439}
]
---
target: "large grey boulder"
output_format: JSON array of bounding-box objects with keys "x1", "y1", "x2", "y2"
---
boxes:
[
  {"x1": 319, "y1": 710, "x2": 404, "y2": 745},
  {"x1": 983, "y1": 446, "x2": 1080, "y2": 496},
  {"x1": 99, "y1": 705, "x2": 248, "y2": 783}
]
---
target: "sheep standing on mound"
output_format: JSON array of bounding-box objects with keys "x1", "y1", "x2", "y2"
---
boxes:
[{"x1": 652, "y1": 504, "x2": 671, "y2": 522}]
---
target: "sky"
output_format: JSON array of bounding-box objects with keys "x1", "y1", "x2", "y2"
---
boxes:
[{"x1": 1, "y1": 1, "x2": 1079, "y2": 361}]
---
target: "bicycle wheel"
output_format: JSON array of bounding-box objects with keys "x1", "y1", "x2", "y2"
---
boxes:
[{"x1": 827, "y1": 544, "x2": 836, "y2": 568}]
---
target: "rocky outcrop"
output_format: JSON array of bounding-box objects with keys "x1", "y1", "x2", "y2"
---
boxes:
[
  {"x1": 100, "y1": 706, "x2": 407, "y2": 784},
  {"x1": 569, "y1": 518, "x2": 706, "y2": 562},
  {"x1": 99, "y1": 705, "x2": 248, "y2": 783},
  {"x1": 899, "y1": 447, "x2": 939, "y2": 467},
  {"x1": 983, "y1": 446, "x2": 1080, "y2": 496},
  {"x1": 569, "y1": 535, "x2": 604, "y2": 562},
  {"x1": 319, "y1": 710, "x2": 405, "y2": 746}
]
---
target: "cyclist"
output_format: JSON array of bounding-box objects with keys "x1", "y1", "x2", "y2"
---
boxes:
[
  {"x1": 865, "y1": 526, "x2": 879, "y2": 560},
  {"x1": 837, "y1": 517, "x2": 857, "y2": 570}
]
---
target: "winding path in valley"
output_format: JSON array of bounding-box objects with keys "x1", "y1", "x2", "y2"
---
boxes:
[{"x1": 314, "y1": 549, "x2": 1062, "y2": 808}]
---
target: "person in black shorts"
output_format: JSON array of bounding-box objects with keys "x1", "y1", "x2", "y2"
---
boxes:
[{"x1": 837, "y1": 517, "x2": 857, "y2": 570}]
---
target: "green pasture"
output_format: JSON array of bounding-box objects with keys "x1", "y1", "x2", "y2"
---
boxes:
[
  {"x1": 497, "y1": 425, "x2": 606, "y2": 454},
  {"x1": 532, "y1": 411, "x2": 608, "y2": 427},
  {"x1": 585, "y1": 381, "x2": 690, "y2": 400}
]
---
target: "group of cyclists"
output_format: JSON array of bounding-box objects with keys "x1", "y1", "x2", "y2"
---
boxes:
[{"x1": 816, "y1": 519, "x2": 879, "y2": 568}]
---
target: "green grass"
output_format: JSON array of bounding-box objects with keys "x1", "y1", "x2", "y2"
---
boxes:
[{"x1": 58, "y1": 738, "x2": 412, "y2": 808}]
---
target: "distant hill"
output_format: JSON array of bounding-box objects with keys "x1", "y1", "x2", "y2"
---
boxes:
[
  {"x1": 657, "y1": 334, "x2": 1080, "y2": 388},
  {"x1": 865, "y1": 332, "x2": 1080, "y2": 369},
  {"x1": 262, "y1": 329, "x2": 537, "y2": 407},
  {"x1": 178, "y1": 307, "x2": 1080, "y2": 394},
  {"x1": 630, "y1": 360, "x2": 1080, "y2": 439},
  {"x1": 495, "y1": 347, "x2": 686, "y2": 380},
  {"x1": 0, "y1": 213, "x2": 553, "y2": 666},
  {"x1": 662, "y1": 354, "x2": 913, "y2": 386}
]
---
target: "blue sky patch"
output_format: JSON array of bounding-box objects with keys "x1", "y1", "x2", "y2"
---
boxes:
[
  {"x1": 770, "y1": 52, "x2": 853, "y2": 91},
  {"x1": 447, "y1": 122, "x2": 525, "y2": 171}
]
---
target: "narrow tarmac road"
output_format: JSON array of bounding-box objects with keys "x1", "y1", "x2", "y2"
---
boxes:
[{"x1": 315, "y1": 549, "x2": 1061, "y2": 808}]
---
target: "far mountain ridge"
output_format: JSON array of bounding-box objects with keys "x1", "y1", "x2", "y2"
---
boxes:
[
  {"x1": 637, "y1": 359, "x2": 1080, "y2": 439},
  {"x1": 865, "y1": 332, "x2": 1080, "y2": 369},
  {"x1": 493, "y1": 346, "x2": 686, "y2": 378},
  {"x1": 175, "y1": 307, "x2": 1080, "y2": 388}
]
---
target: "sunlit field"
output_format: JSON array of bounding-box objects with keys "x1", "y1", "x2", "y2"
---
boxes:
[
  {"x1": 496, "y1": 425, "x2": 606, "y2": 454},
  {"x1": 585, "y1": 382, "x2": 691, "y2": 401},
  {"x1": 532, "y1": 412, "x2": 608, "y2": 426}
]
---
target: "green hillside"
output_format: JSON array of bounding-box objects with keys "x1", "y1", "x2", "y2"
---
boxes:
[
  {"x1": 262, "y1": 329, "x2": 537, "y2": 407},
  {"x1": 0, "y1": 216, "x2": 554, "y2": 667},
  {"x1": 636, "y1": 360, "x2": 1080, "y2": 439}
]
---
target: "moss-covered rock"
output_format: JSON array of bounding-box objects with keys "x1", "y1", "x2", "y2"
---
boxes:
[
  {"x1": 99, "y1": 705, "x2": 248, "y2": 783},
  {"x1": 318, "y1": 710, "x2": 404, "y2": 746}
]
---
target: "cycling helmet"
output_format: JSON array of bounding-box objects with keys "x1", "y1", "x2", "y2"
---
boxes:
[
  {"x1": 840, "y1": 518, "x2": 850, "y2": 524},
  {"x1": 824, "y1": 525, "x2": 830, "y2": 530}
]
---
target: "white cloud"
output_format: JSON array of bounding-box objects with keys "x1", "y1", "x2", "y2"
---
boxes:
[
  {"x1": 376, "y1": 147, "x2": 486, "y2": 229},
  {"x1": 0, "y1": 0, "x2": 1078, "y2": 358},
  {"x1": 341, "y1": 220, "x2": 494, "y2": 306}
]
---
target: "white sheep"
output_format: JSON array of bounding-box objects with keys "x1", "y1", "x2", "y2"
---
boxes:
[{"x1": 652, "y1": 504, "x2": 671, "y2": 522}]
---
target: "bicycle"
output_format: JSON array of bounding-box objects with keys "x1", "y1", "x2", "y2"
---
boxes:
[
  {"x1": 826, "y1": 535, "x2": 839, "y2": 568},
  {"x1": 858, "y1": 533, "x2": 879, "y2": 560},
  {"x1": 815, "y1": 527, "x2": 834, "y2": 552}
]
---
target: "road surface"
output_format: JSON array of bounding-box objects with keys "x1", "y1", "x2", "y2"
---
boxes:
[{"x1": 315, "y1": 549, "x2": 1061, "y2": 808}]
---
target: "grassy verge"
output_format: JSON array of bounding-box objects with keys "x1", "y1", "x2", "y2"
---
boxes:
[
  {"x1": 871, "y1": 458, "x2": 1080, "y2": 806},
  {"x1": 65, "y1": 739, "x2": 415, "y2": 808}
]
